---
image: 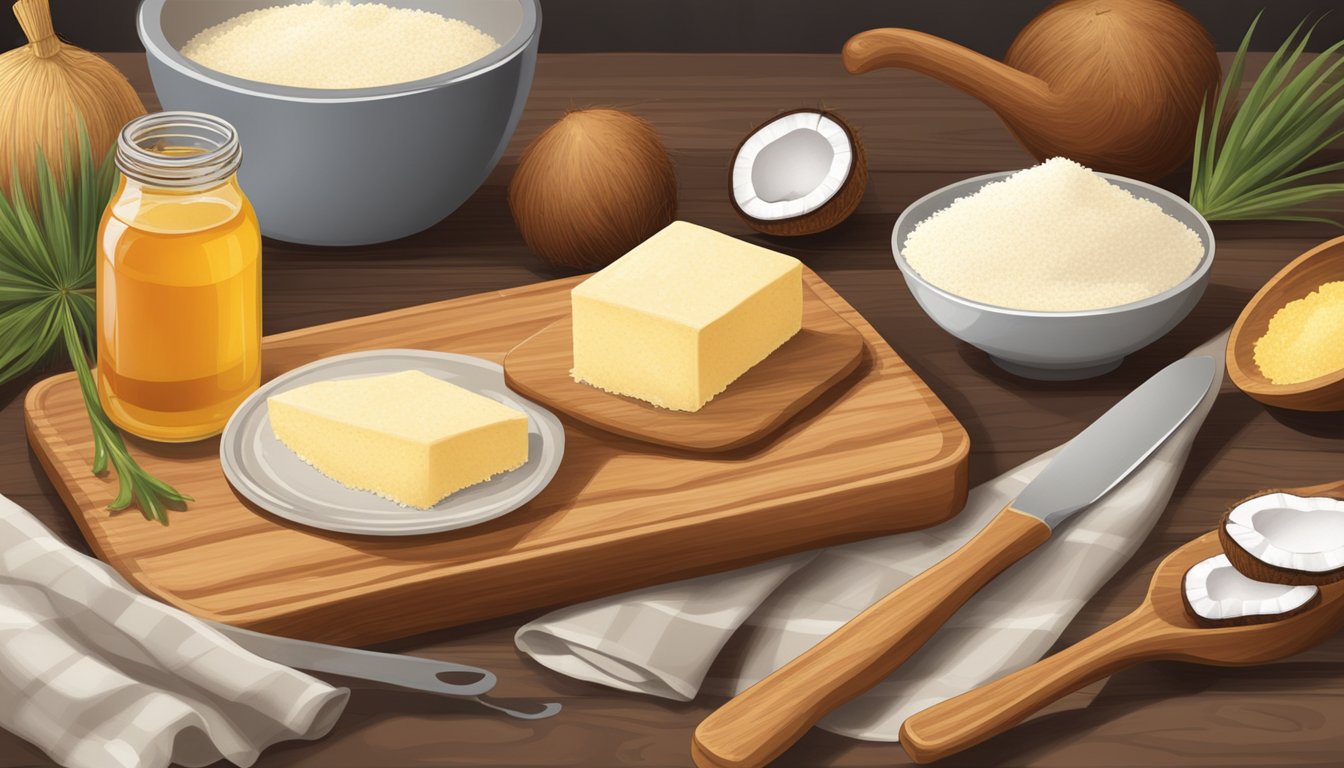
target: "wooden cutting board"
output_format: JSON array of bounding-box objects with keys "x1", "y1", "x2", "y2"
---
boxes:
[{"x1": 25, "y1": 268, "x2": 969, "y2": 646}]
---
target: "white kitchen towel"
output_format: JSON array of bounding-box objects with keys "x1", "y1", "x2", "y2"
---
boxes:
[
  {"x1": 517, "y1": 333, "x2": 1226, "y2": 741},
  {"x1": 0, "y1": 494, "x2": 349, "y2": 768}
]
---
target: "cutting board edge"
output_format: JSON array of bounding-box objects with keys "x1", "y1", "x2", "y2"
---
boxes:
[
  {"x1": 114, "y1": 426, "x2": 970, "y2": 640},
  {"x1": 24, "y1": 375, "x2": 134, "y2": 575},
  {"x1": 193, "y1": 448, "x2": 972, "y2": 645},
  {"x1": 803, "y1": 269, "x2": 969, "y2": 457},
  {"x1": 25, "y1": 376, "x2": 205, "y2": 601},
  {"x1": 23, "y1": 362, "x2": 970, "y2": 622},
  {"x1": 24, "y1": 365, "x2": 970, "y2": 645}
]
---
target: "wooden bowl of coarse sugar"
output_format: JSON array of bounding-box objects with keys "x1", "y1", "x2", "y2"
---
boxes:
[{"x1": 1228, "y1": 235, "x2": 1344, "y2": 412}]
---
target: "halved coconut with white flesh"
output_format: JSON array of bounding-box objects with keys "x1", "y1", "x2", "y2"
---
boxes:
[
  {"x1": 730, "y1": 109, "x2": 867, "y2": 236},
  {"x1": 1219, "y1": 491, "x2": 1344, "y2": 585},
  {"x1": 1182, "y1": 554, "x2": 1320, "y2": 627}
]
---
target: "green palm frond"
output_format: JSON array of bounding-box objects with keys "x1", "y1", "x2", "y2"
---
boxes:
[
  {"x1": 0, "y1": 127, "x2": 189, "y2": 524},
  {"x1": 1190, "y1": 14, "x2": 1344, "y2": 225}
]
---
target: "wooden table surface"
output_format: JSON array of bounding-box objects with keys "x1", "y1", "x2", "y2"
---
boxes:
[{"x1": 2, "y1": 52, "x2": 1342, "y2": 767}]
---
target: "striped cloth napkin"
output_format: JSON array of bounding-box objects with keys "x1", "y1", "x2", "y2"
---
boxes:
[
  {"x1": 0, "y1": 494, "x2": 349, "y2": 768},
  {"x1": 517, "y1": 333, "x2": 1226, "y2": 741}
]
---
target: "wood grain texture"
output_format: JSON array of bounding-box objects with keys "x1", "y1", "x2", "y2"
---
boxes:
[
  {"x1": 504, "y1": 278, "x2": 865, "y2": 451},
  {"x1": 692, "y1": 506, "x2": 1050, "y2": 768},
  {"x1": 1227, "y1": 235, "x2": 1344, "y2": 412},
  {"x1": 0, "y1": 52, "x2": 1340, "y2": 768},
  {"x1": 901, "y1": 605, "x2": 1176, "y2": 765},
  {"x1": 24, "y1": 271, "x2": 968, "y2": 646},
  {"x1": 901, "y1": 479, "x2": 1344, "y2": 765}
]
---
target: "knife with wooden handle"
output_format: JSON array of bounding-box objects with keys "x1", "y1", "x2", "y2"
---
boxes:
[{"x1": 691, "y1": 356, "x2": 1216, "y2": 768}]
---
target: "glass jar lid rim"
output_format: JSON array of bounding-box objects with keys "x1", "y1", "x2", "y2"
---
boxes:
[{"x1": 116, "y1": 111, "x2": 242, "y2": 189}]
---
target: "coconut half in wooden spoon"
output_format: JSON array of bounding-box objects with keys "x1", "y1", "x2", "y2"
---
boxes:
[
  {"x1": 1219, "y1": 491, "x2": 1344, "y2": 586},
  {"x1": 1182, "y1": 553, "x2": 1321, "y2": 627}
]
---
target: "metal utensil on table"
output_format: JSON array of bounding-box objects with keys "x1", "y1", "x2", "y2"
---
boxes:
[
  {"x1": 213, "y1": 622, "x2": 561, "y2": 720},
  {"x1": 691, "y1": 356, "x2": 1217, "y2": 768}
]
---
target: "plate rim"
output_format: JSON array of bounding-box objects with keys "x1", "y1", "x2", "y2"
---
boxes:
[{"x1": 219, "y1": 348, "x2": 565, "y2": 536}]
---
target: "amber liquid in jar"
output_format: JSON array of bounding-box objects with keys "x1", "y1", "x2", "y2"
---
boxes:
[{"x1": 97, "y1": 113, "x2": 261, "y2": 442}]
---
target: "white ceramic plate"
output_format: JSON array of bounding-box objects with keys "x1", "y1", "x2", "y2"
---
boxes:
[{"x1": 220, "y1": 349, "x2": 565, "y2": 536}]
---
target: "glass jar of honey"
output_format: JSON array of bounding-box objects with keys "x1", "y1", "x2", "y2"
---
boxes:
[{"x1": 97, "y1": 112, "x2": 261, "y2": 442}]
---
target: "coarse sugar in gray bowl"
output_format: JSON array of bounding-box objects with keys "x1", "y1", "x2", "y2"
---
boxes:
[{"x1": 138, "y1": 0, "x2": 541, "y2": 246}]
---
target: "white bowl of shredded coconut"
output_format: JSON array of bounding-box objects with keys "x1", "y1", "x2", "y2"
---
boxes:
[
  {"x1": 892, "y1": 159, "x2": 1214, "y2": 380},
  {"x1": 138, "y1": 0, "x2": 540, "y2": 245}
]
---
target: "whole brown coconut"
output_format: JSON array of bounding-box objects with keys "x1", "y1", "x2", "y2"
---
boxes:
[
  {"x1": 843, "y1": 0, "x2": 1222, "y2": 182},
  {"x1": 509, "y1": 109, "x2": 677, "y2": 270}
]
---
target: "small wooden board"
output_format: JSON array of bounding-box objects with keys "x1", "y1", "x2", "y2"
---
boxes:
[
  {"x1": 25, "y1": 268, "x2": 969, "y2": 646},
  {"x1": 503, "y1": 283, "x2": 865, "y2": 452}
]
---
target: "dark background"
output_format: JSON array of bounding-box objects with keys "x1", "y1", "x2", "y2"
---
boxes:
[{"x1": 4, "y1": 0, "x2": 1344, "y2": 54}]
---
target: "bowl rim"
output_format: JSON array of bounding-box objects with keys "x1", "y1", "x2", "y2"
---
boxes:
[
  {"x1": 136, "y1": 0, "x2": 540, "y2": 103},
  {"x1": 891, "y1": 169, "x2": 1216, "y2": 319}
]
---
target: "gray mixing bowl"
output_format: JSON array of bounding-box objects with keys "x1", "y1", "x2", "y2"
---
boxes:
[
  {"x1": 138, "y1": 0, "x2": 539, "y2": 246},
  {"x1": 892, "y1": 171, "x2": 1215, "y2": 380}
]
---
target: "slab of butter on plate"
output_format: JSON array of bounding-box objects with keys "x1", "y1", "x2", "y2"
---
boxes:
[
  {"x1": 268, "y1": 370, "x2": 529, "y2": 509},
  {"x1": 219, "y1": 350, "x2": 564, "y2": 537},
  {"x1": 571, "y1": 220, "x2": 803, "y2": 412}
]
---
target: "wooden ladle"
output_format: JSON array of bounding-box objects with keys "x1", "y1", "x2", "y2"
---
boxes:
[
  {"x1": 841, "y1": 0, "x2": 1221, "y2": 182},
  {"x1": 1227, "y1": 235, "x2": 1344, "y2": 412},
  {"x1": 900, "y1": 479, "x2": 1344, "y2": 764}
]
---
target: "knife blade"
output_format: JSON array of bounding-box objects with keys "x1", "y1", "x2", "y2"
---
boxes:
[
  {"x1": 691, "y1": 356, "x2": 1217, "y2": 768},
  {"x1": 1015, "y1": 355, "x2": 1215, "y2": 528}
]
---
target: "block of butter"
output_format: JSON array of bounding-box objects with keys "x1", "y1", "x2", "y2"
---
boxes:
[
  {"x1": 571, "y1": 221, "x2": 803, "y2": 411},
  {"x1": 268, "y1": 370, "x2": 528, "y2": 508}
]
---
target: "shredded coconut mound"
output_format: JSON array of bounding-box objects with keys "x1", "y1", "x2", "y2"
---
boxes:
[
  {"x1": 902, "y1": 158, "x2": 1205, "y2": 312},
  {"x1": 182, "y1": 1, "x2": 500, "y2": 89}
]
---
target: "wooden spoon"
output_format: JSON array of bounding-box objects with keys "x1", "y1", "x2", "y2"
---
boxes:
[
  {"x1": 899, "y1": 479, "x2": 1344, "y2": 764},
  {"x1": 1227, "y1": 235, "x2": 1344, "y2": 412}
]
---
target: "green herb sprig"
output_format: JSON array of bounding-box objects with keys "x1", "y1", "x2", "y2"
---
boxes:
[
  {"x1": 1190, "y1": 15, "x2": 1344, "y2": 225},
  {"x1": 0, "y1": 128, "x2": 190, "y2": 524}
]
